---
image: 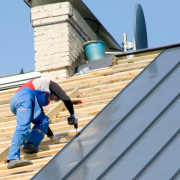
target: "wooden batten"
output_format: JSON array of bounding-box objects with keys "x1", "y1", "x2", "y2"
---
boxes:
[
  {"x1": 0, "y1": 50, "x2": 161, "y2": 179},
  {"x1": 46, "y1": 87, "x2": 79, "y2": 120},
  {"x1": 0, "y1": 145, "x2": 10, "y2": 164},
  {"x1": 116, "y1": 50, "x2": 162, "y2": 61},
  {"x1": 0, "y1": 88, "x2": 79, "y2": 165}
]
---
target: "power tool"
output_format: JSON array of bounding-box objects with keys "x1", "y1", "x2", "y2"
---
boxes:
[{"x1": 67, "y1": 115, "x2": 78, "y2": 133}]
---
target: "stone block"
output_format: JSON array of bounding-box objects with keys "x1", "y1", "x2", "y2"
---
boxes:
[
  {"x1": 34, "y1": 35, "x2": 48, "y2": 42},
  {"x1": 34, "y1": 40, "x2": 43, "y2": 46},
  {"x1": 51, "y1": 8, "x2": 69, "y2": 17},
  {"x1": 60, "y1": 52, "x2": 70, "y2": 57},
  {"x1": 60, "y1": 2, "x2": 70, "y2": 9},
  {"x1": 52, "y1": 52, "x2": 61, "y2": 58},
  {"x1": 58, "y1": 61, "x2": 71, "y2": 67},
  {"x1": 41, "y1": 18, "x2": 55, "y2": 24},
  {"x1": 46, "y1": 49, "x2": 60, "y2": 55},
  {"x1": 34, "y1": 30, "x2": 44, "y2": 36},
  {"x1": 31, "y1": 11, "x2": 50, "y2": 20},
  {"x1": 31, "y1": 6, "x2": 43, "y2": 14},
  {"x1": 42, "y1": 26, "x2": 53, "y2": 31},
  {"x1": 33, "y1": 20, "x2": 42, "y2": 26},
  {"x1": 41, "y1": 16, "x2": 67, "y2": 24},
  {"x1": 52, "y1": 63, "x2": 61, "y2": 69},
  {"x1": 40, "y1": 67, "x2": 69, "y2": 81},
  {"x1": 53, "y1": 58, "x2": 62, "y2": 64},
  {"x1": 61, "y1": 56, "x2": 70, "y2": 62},
  {"x1": 44, "y1": 64, "x2": 53, "y2": 70},
  {"x1": 42, "y1": 3, "x2": 61, "y2": 12},
  {"x1": 59, "y1": 73, "x2": 67, "y2": 78},
  {"x1": 59, "y1": 15, "x2": 69, "y2": 21},
  {"x1": 53, "y1": 22, "x2": 69, "y2": 30},
  {"x1": 60, "y1": 46, "x2": 70, "y2": 52},
  {"x1": 34, "y1": 45, "x2": 44, "y2": 52}
]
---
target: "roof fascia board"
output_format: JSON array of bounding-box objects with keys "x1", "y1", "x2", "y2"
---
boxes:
[
  {"x1": 0, "y1": 72, "x2": 41, "y2": 85},
  {"x1": 24, "y1": 0, "x2": 31, "y2": 7},
  {"x1": 0, "y1": 80, "x2": 32, "y2": 90}
]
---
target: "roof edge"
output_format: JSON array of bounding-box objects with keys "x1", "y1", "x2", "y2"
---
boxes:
[
  {"x1": 115, "y1": 42, "x2": 180, "y2": 57},
  {"x1": 24, "y1": 0, "x2": 31, "y2": 7}
]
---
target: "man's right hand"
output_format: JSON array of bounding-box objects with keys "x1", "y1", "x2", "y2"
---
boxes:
[
  {"x1": 67, "y1": 113, "x2": 78, "y2": 125},
  {"x1": 72, "y1": 113, "x2": 78, "y2": 124}
]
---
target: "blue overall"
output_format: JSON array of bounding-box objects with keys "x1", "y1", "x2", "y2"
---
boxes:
[{"x1": 7, "y1": 88, "x2": 50, "y2": 161}]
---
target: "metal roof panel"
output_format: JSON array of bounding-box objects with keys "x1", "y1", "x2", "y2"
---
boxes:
[{"x1": 32, "y1": 46, "x2": 180, "y2": 179}]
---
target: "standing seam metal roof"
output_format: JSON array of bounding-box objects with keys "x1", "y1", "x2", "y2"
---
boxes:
[{"x1": 32, "y1": 46, "x2": 180, "y2": 179}]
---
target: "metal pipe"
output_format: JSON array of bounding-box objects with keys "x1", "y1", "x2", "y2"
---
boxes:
[
  {"x1": 123, "y1": 33, "x2": 127, "y2": 52},
  {"x1": 67, "y1": 19, "x2": 87, "y2": 42},
  {"x1": 70, "y1": 0, "x2": 74, "y2": 17}
]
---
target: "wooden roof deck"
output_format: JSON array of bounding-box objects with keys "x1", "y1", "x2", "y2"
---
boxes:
[{"x1": 0, "y1": 49, "x2": 161, "y2": 180}]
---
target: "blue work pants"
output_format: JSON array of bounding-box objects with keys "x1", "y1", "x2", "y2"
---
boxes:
[{"x1": 7, "y1": 90, "x2": 49, "y2": 161}]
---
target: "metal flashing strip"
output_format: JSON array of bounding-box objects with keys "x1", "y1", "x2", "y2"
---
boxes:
[
  {"x1": 133, "y1": 127, "x2": 180, "y2": 180},
  {"x1": 0, "y1": 72, "x2": 40, "y2": 85},
  {"x1": 24, "y1": 0, "x2": 31, "y2": 7},
  {"x1": 115, "y1": 42, "x2": 180, "y2": 57},
  {"x1": 67, "y1": 18, "x2": 87, "y2": 42},
  {"x1": 61, "y1": 62, "x2": 180, "y2": 179},
  {"x1": 97, "y1": 93, "x2": 180, "y2": 180},
  {"x1": 0, "y1": 72, "x2": 41, "y2": 90}
]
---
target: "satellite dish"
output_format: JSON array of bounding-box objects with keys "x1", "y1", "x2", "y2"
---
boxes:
[{"x1": 134, "y1": 3, "x2": 148, "y2": 50}]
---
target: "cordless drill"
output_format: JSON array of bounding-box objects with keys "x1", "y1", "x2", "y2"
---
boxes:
[
  {"x1": 74, "y1": 124, "x2": 78, "y2": 133},
  {"x1": 67, "y1": 114, "x2": 78, "y2": 133}
]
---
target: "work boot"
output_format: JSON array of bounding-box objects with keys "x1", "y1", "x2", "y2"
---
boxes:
[
  {"x1": 7, "y1": 159, "x2": 32, "y2": 169},
  {"x1": 22, "y1": 142, "x2": 38, "y2": 154}
]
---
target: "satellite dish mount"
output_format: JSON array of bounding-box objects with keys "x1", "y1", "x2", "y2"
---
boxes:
[{"x1": 123, "y1": 3, "x2": 148, "y2": 52}]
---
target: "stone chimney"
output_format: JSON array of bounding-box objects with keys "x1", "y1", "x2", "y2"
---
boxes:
[{"x1": 31, "y1": 2, "x2": 101, "y2": 81}]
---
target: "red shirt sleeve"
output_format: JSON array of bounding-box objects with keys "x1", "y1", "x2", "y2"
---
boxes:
[{"x1": 16, "y1": 80, "x2": 35, "y2": 93}]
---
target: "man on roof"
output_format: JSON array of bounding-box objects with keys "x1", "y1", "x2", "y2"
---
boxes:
[{"x1": 7, "y1": 78, "x2": 78, "y2": 169}]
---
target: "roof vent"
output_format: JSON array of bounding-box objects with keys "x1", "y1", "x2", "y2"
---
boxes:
[{"x1": 20, "y1": 68, "x2": 24, "y2": 74}]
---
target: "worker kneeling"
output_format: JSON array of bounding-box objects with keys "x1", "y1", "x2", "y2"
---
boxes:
[{"x1": 7, "y1": 88, "x2": 51, "y2": 169}]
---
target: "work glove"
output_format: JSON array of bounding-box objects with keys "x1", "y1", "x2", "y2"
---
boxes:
[{"x1": 67, "y1": 113, "x2": 78, "y2": 125}]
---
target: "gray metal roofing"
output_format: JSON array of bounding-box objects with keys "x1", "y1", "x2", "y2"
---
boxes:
[
  {"x1": 24, "y1": 0, "x2": 123, "y2": 51},
  {"x1": 32, "y1": 46, "x2": 180, "y2": 180},
  {"x1": 0, "y1": 72, "x2": 41, "y2": 90}
]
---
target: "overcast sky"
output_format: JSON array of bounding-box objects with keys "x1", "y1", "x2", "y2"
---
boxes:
[{"x1": 0, "y1": 0, "x2": 180, "y2": 76}]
